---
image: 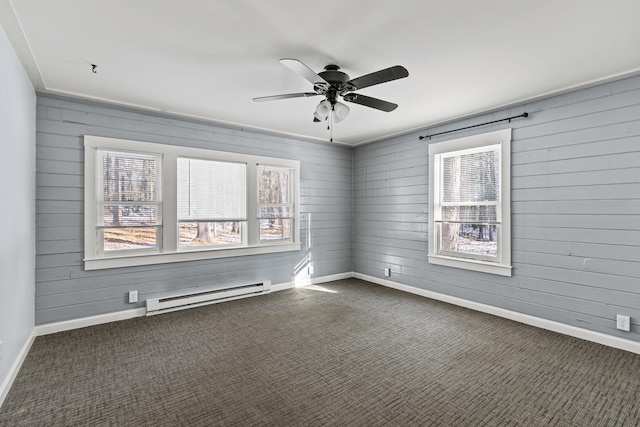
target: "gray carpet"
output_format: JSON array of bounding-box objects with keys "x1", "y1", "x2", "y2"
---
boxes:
[{"x1": 2, "y1": 279, "x2": 640, "y2": 426}]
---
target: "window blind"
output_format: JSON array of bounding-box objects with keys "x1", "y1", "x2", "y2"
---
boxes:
[{"x1": 177, "y1": 158, "x2": 247, "y2": 221}]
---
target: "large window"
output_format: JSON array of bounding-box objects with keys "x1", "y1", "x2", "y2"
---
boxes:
[
  {"x1": 428, "y1": 129, "x2": 511, "y2": 276},
  {"x1": 84, "y1": 136, "x2": 300, "y2": 270}
]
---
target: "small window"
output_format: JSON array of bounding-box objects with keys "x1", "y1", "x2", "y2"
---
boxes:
[
  {"x1": 258, "y1": 165, "x2": 294, "y2": 242},
  {"x1": 95, "y1": 149, "x2": 162, "y2": 256},
  {"x1": 177, "y1": 158, "x2": 247, "y2": 249},
  {"x1": 428, "y1": 129, "x2": 512, "y2": 276}
]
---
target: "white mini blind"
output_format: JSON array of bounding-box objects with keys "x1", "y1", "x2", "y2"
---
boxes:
[
  {"x1": 440, "y1": 145, "x2": 500, "y2": 223},
  {"x1": 442, "y1": 146, "x2": 500, "y2": 203},
  {"x1": 177, "y1": 158, "x2": 247, "y2": 221},
  {"x1": 96, "y1": 149, "x2": 162, "y2": 227}
]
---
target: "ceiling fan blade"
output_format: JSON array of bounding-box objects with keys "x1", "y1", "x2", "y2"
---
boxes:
[
  {"x1": 280, "y1": 58, "x2": 328, "y2": 85},
  {"x1": 346, "y1": 65, "x2": 409, "y2": 90},
  {"x1": 343, "y1": 93, "x2": 398, "y2": 112},
  {"x1": 253, "y1": 92, "x2": 318, "y2": 102}
]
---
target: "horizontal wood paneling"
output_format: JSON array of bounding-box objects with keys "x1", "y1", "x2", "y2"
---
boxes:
[
  {"x1": 35, "y1": 94, "x2": 352, "y2": 324},
  {"x1": 35, "y1": 75, "x2": 640, "y2": 346},
  {"x1": 353, "y1": 74, "x2": 640, "y2": 343}
]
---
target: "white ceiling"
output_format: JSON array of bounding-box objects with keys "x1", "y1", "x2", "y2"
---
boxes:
[{"x1": 2, "y1": 0, "x2": 640, "y2": 145}]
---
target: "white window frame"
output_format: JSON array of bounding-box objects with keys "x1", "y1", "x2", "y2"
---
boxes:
[
  {"x1": 428, "y1": 128, "x2": 512, "y2": 276},
  {"x1": 176, "y1": 157, "x2": 248, "y2": 250},
  {"x1": 84, "y1": 135, "x2": 300, "y2": 270},
  {"x1": 95, "y1": 148, "x2": 163, "y2": 257},
  {"x1": 257, "y1": 164, "x2": 296, "y2": 243}
]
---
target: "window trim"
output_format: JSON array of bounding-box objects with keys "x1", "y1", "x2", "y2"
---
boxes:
[
  {"x1": 257, "y1": 164, "x2": 295, "y2": 243},
  {"x1": 84, "y1": 135, "x2": 300, "y2": 270},
  {"x1": 95, "y1": 148, "x2": 164, "y2": 257},
  {"x1": 176, "y1": 157, "x2": 248, "y2": 250},
  {"x1": 428, "y1": 129, "x2": 512, "y2": 276}
]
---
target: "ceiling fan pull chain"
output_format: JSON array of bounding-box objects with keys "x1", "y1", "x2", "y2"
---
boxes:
[
  {"x1": 327, "y1": 105, "x2": 334, "y2": 142},
  {"x1": 329, "y1": 108, "x2": 333, "y2": 142}
]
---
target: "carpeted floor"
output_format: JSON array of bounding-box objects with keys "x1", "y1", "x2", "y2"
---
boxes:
[{"x1": 2, "y1": 279, "x2": 640, "y2": 426}]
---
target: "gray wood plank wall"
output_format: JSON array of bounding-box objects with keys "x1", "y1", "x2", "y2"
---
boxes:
[
  {"x1": 35, "y1": 94, "x2": 352, "y2": 324},
  {"x1": 36, "y1": 74, "x2": 640, "y2": 344},
  {"x1": 353, "y1": 75, "x2": 640, "y2": 342}
]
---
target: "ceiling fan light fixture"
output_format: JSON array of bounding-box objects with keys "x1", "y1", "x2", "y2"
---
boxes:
[
  {"x1": 332, "y1": 101, "x2": 350, "y2": 122},
  {"x1": 256, "y1": 59, "x2": 409, "y2": 129},
  {"x1": 314, "y1": 99, "x2": 331, "y2": 121}
]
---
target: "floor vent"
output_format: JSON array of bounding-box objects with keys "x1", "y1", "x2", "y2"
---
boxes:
[{"x1": 146, "y1": 281, "x2": 271, "y2": 316}]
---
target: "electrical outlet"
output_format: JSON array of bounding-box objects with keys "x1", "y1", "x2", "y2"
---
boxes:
[
  {"x1": 616, "y1": 314, "x2": 631, "y2": 332},
  {"x1": 128, "y1": 290, "x2": 138, "y2": 304},
  {"x1": 384, "y1": 267, "x2": 391, "y2": 277},
  {"x1": 308, "y1": 264, "x2": 314, "y2": 275}
]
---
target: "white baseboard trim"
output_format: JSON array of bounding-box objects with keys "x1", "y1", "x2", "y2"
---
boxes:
[
  {"x1": 354, "y1": 272, "x2": 640, "y2": 355},
  {"x1": 35, "y1": 308, "x2": 147, "y2": 336},
  {"x1": 0, "y1": 329, "x2": 36, "y2": 408},
  {"x1": 271, "y1": 272, "x2": 354, "y2": 292},
  {"x1": 35, "y1": 272, "x2": 354, "y2": 336}
]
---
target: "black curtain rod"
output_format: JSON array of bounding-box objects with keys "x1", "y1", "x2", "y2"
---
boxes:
[{"x1": 418, "y1": 112, "x2": 529, "y2": 140}]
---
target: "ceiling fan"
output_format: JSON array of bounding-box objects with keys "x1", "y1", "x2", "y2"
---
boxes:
[{"x1": 253, "y1": 58, "x2": 409, "y2": 124}]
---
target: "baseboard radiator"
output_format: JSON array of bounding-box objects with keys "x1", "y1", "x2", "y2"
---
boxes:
[{"x1": 146, "y1": 281, "x2": 271, "y2": 316}]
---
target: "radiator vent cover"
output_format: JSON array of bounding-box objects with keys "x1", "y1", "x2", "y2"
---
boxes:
[{"x1": 146, "y1": 281, "x2": 271, "y2": 316}]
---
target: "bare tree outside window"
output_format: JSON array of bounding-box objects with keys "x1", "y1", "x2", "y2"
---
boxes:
[
  {"x1": 99, "y1": 150, "x2": 161, "y2": 252},
  {"x1": 258, "y1": 166, "x2": 293, "y2": 241},
  {"x1": 441, "y1": 155, "x2": 460, "y2": 253}
]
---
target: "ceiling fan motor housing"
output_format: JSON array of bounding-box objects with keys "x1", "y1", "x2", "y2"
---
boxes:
[{"x1": 316, "y1": 65, "x2": 356, "y2": 103}]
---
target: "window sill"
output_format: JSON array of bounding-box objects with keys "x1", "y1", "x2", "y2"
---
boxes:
[
  {"x1": 85, "y1": 243, "x2": 301, "y2": 270},
  {"x1": 428, "y1": 255, "x2": 512, "y2": 277}
]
